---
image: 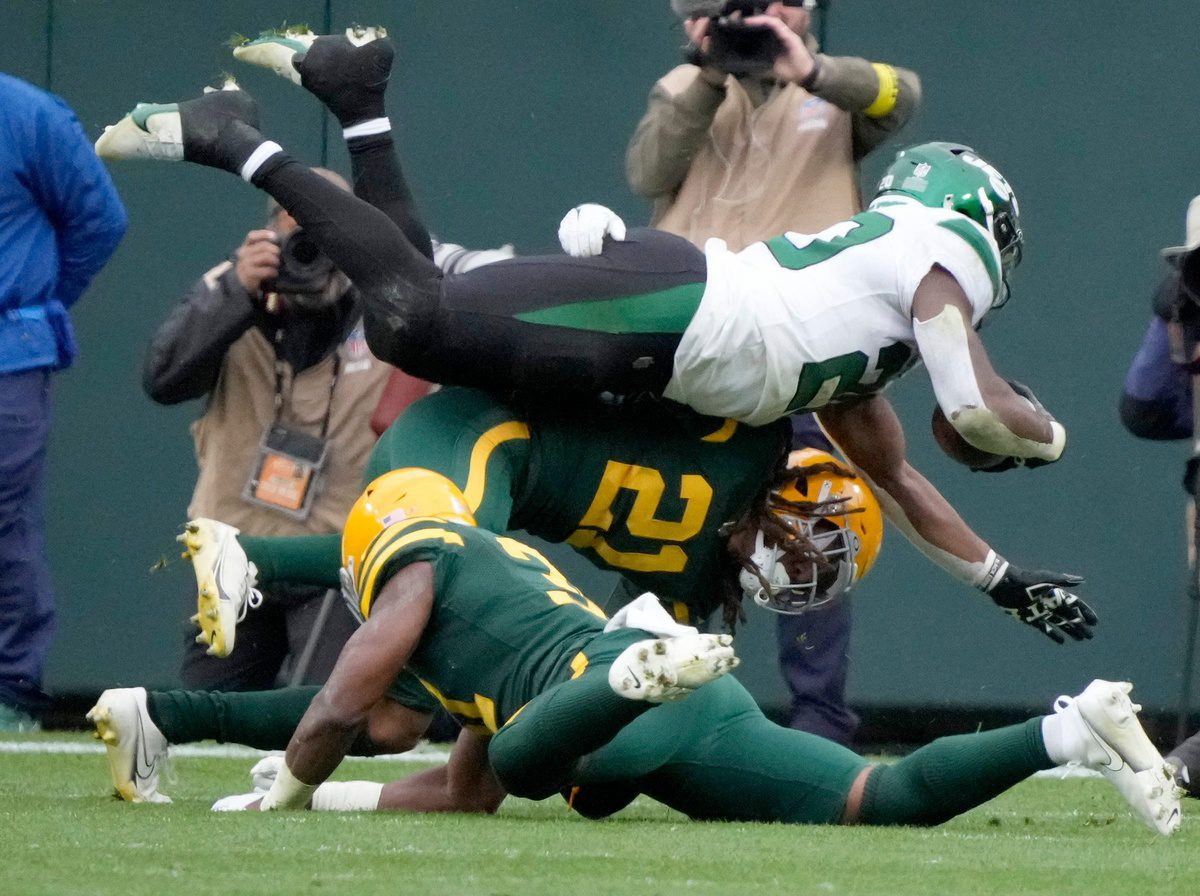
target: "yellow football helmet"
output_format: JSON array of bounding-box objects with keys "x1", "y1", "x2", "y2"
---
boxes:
[
  {"x1": 340, "y1": 468, "x2": 476, "y2": 619},
  {"x1": 738, "y1": 448, "x2": 883, "y2": 614}
]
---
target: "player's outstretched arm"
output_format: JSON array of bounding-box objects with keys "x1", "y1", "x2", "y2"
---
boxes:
[
  {"x1": 912, "y1": 267, "x2": 1065, "y2": 465},
  {"x1": 259, "y1": 562, "x2": 435, "y2": 809},
  {"x1": 817, "y1": 395, "x2": 1095, "y2": 643},
  {"x1": 378, "y1": 729, "x2": 506, "y2": 814}
]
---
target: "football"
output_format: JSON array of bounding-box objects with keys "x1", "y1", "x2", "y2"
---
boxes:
[{"x1": 930, "y1": 405, "x2": 1011, "y2": 471}]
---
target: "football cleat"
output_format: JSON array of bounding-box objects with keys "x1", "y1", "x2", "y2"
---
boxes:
[
  {"x1": 86, "y1": 687, "x2": 171, "y2": 804},
  {"x1": 95, "y1": 101, "x2": 184, "y2": 161},
  {"x1": 97, "y1": 80, "x2": 264, "y2": 175},
  {"x1": 1054, "y1": 679, "x2": 1183, "y2": 835},
  {"x1": 232, "y1": 27, "x2": 319, "y2": 85},
  {"x1": 178, "y1": 518, "x2": 262, "y2": 658},
  {"x1": 608, "y1": 633, "x2": 738, "y2": 703},
  {"x1": 234, "y1": 27, "x2": 393, "y2": 127}
]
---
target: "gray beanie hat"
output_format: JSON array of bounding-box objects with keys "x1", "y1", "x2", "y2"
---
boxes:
[{"x1": 671, "y1": 1, "x2": 725, "y2": 19}]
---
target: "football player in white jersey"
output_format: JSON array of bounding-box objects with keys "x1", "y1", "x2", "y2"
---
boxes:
[{"x1": 94, "y1": 28, "x2": 1092, "y2": 644}]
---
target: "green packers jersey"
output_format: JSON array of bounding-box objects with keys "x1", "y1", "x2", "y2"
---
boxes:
[
  {"x1": 359, "y1": 518, "x2": 609, "y2": 733},
  {"x1": 365, "y1": 388, "x2": 788, "y2": 620}
]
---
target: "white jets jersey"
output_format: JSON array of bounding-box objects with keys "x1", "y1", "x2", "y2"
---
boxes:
[{"x1": 663, "y1": 203, "x2": 1002, "y2": 426}]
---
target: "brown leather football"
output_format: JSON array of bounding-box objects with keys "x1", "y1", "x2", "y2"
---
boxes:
[{"x1": 930, "y1": 405, "x2": 1010, "y2": 471}]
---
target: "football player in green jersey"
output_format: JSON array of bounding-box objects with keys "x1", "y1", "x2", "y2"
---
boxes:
[
  {"x1": 211, "y1": 468, "x2": 1180, "y2": 836},
  {"x1": 89, "y1": 389, "x2": 880, "y2": 804}
]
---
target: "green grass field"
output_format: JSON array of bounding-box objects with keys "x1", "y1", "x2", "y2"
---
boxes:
[{"x1": 0, "y1": 732, "x2": 1192, "y2": 896}]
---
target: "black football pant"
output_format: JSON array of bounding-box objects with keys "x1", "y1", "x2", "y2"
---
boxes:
[{"x1": 253, "y1": 138, "x2": 706, "y2": 399}]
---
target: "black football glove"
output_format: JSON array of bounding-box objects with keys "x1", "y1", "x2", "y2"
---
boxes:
[{"x1": 985, "y1": 565, "x2": 1096, "y2": 644}]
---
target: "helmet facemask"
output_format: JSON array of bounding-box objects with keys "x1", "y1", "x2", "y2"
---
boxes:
[{"x1": 738, "y1": 514, "x2": 859, "y2": 614}]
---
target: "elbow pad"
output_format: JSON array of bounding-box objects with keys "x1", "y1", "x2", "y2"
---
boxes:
[
  {"x1": 952, "y1": 407, "x2": 1066, "y2": 462},
  {"x1": 915, "y1": 305, "x2": 1064, "y2": 461}
]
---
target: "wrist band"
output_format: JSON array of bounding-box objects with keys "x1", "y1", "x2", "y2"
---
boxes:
[
  {"x1": 973, "y1": 550, "x2": 1010, "y2": 593},
  {"x1": 259, "y1": 764, "x2": 318, "y2": 810},
  {"x1": 863, "y1": 63, "x2": 899, "y2": 118}
]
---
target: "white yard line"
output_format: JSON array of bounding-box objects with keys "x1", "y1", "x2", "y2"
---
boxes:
[{"x1": 0, "y1": 739, "x2": 450, "y2": 762}]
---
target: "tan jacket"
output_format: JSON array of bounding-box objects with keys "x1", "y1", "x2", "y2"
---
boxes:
[
  {"x1": 627, "y1": 54, "x2": 920, "y2": 251},
  {"x1": 189, "y1": 322, "x2": 390, "y2": 536}
]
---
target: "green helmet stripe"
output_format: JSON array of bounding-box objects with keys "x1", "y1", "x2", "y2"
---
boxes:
[{"x1": 937, "y1": 218, "x2": 1001, "y2": 299}]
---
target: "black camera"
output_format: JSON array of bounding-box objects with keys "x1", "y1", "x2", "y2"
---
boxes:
[
  {"x1": 706, "y1": 1, "x2": 784, "y2": 76},
  {"x1": 262, "y1": 228, "x2": 335, "y2": 296}
]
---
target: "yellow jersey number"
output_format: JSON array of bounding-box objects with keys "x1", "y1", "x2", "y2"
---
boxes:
[
  {"x1": 565, "y1": 462, "x2": 714, "y2": 574},
  {"x1": 496, "y1": 536, "x2": 607, "y2": 620}
]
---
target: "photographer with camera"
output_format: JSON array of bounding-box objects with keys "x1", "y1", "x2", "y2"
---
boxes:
[
  {"x1": 1120, "y1": 194, "x2": 1200, "y2": 797},
  {"x1": 626, "y1": 1, "x2": 919, "y2": 746},
  {"x1": 628, "y1": 1, "x2": 920, "y2": 251},
  {"x1": 143, "y1": 167, "x2": 383, "y2": 691},
  {"x1": 1120, "y1": 196, "x2": 1200, "y2": 442}
]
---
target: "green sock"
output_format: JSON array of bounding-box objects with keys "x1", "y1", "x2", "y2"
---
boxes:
[
  {"x1": 861, "y1": 717, "x2": 1053, "y2": 826},
  {"x1": 145, "y1": 687, "x2": 321, "y2": 750},
  {"x1": 240, "y1": 533, "x2": 342, "y2": 589}
]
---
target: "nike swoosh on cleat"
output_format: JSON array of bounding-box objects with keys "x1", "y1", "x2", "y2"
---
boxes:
[
  {"x1": 1086, "y1": 729, "x2": 1125, "y2": 773},
  {"x1": 132, "y1": 716, "x2": 157, "y2": 788}
]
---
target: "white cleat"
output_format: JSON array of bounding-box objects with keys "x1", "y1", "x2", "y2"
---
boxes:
[
  {"x1": 1054, "y1": 679, "x2": 1183, "y2": 835},
  {"x1": 95, "y1": 79, "x2": 245, "y2": 162},
  {"x1": 95, "y1": 102, "x2": 183, "y2": 161},
  {"x1": 177, "y1": 518, "x2": 261, "y2": 658},
  {"x1": 232, "y1": 27, "x2": 318, "y2": 85},
  {"x1": 232, "y1": 25, "x2": 387, "y2": 84},
  {"x1": 609, "y1": 633, "x2": 738, "y2": 703},
  {"x1": 86, "y1": 687, "x2": 171, "y2": 804}
]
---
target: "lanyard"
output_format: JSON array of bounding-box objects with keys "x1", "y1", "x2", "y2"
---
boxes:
[{"x1": 271, "y1": 343, "x2": 341, "y2": 440}]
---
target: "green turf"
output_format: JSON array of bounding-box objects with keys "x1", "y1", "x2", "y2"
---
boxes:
[{"x1": 0, "y1": 733, "x2": 1191, "y2": 896}]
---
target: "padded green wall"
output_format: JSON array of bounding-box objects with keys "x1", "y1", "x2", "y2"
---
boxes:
[{"x1": 7, "y1": 2, "x2": 1199, "y2": 715}]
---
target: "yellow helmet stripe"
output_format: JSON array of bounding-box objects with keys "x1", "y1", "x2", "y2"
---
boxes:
[
  {"x1": 463, "y1": 421, "x2": 531, "y2": 512},
  {"x1": 356, "y1": 523, "x2": 465, "y2": 618}
]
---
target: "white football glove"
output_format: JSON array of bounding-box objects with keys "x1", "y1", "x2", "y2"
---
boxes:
[
  {"x1": 212, "y1": 792, "x2": 262, "y2": 812},
  {"x1": 250, "y1": 752, "x2": 286, "y2": 793},
  {"x1": 558, "y1": 203, "x2": 627, "y2": 257}
]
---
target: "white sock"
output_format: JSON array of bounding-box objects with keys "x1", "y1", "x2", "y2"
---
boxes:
[
  {"x1": 309, "y1": 780, "x2": 384, "y2": 811},
  {"x1": 240, "y1": 141, "x2": 284, "y2": 182},
  {"x1": 1040, "y1": 713, "x2": 1073, "y2": 765}
]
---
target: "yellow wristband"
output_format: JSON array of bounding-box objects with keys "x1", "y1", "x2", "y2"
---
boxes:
[{"x1": 863, "y1": 63, "x2": 899, "y2": 118}]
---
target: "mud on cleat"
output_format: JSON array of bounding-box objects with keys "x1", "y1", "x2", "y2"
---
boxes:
[
  {"x1": 1054, "y1": 679, "x2": 1184, "y2": 835},
  {"x1": 235, "y1": 26, "x2": 392, "y2": 128},
  {"x1": 609, "y1": 633, "x2": 738, "y2": 703},
  {"x1": 232, "y1": 26, "x2": 319, "y2": 85},
  {"x1": 86, "y1": 687, "x2": 171, "y2": 804},
  {"x1": 177, "y1": 518, "x2": 261, "y2": 658}
]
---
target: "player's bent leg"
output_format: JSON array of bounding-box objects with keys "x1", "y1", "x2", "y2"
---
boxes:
[
  {"x1": 86, "y1": 687, "x2": 171, "y2": 803},
  {"x1": 178, "y1": 518, "x2": 262, "y2": 658},
  {"x1": 487, "y1": 630, "x2": 665, "y2": 800}
]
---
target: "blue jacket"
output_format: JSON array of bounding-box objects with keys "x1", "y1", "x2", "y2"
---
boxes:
[{"x1": 0, "y1": 73, "x2": 127, "y2": 373}]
